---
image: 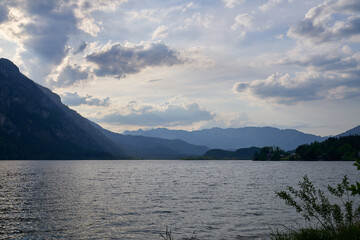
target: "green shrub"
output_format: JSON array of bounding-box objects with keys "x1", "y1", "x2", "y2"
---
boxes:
[
  {"x1": 274, "y1": 159, "x2": 360, "y2": 239},
  {"x1": 276, "y1": 175, "x2": 360, "y2": 231}
]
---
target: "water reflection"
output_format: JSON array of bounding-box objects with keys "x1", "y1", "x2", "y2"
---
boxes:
[{"x1": 0, "y1": 160, "x2": 358, "y2": 239}]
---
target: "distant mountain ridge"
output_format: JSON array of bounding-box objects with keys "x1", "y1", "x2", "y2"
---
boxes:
[
  {"x1": 337, "y1": 125, "x2": 360, "y2": 137},
  {"x1": 125, "y1": 127, "x2": 328, "y2": 151},
  {"x1": 92, "y1": 123, "x2": 209, "y2": 159}
]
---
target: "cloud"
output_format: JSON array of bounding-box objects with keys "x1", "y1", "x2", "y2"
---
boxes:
[
  {"x1": 147, "y1": 78, "x2": 163, "y2": 83},
  {"x1": 248, "y1": 0, "x2": 360, "y2": 104},
  {"x1": 231, "y1": 13, "x2": 254, "y2": 37},
  {"x1": 276, "y1": 34, "x2": 284, "y2": 39},
  {"x1": 233, "y1": 71, "x2": 360, "y2": 104},
  {"x1": 259, "y1": 0, "x2": 284, "y2": 12},
  {"x1": 152, "y1": 25, "x2": 168, "y2": 40},
  {"x1": 86, "y1": 41, "x2": 184, "y2": 78},
  {"x1": 95, "y1": 101, "x2": 215, "y2": 126},
  {"x1": 61, "y1": 92, "x2": 110, "y2": 107},
  {"x1": 276, "y1": 43, "x2": 359, "y2": 71},
  {"x1": 51, "y1": 64, "x2": 89, "y2": 87},
  {"x1": 288, "y1": 0, "x2": 360, "y2": 43},
  {"x1": 222, "y1": 0, "x2": 245, "y2": 9},
  {"x1": 19, "y1": 0, "x2": 81, "y2": 65},
  {"x1": 74, "y1": 41, "x2": 88, "y2": 55},
  {"x1": 0, "y1": 3, "x2": 9, "y2": 23},
  {"x1": 179, "y1": 12, "x2": 214, "y2": 31},
  {"x1": 0, "y1": 0, "x2": 128, "y2": 81}
]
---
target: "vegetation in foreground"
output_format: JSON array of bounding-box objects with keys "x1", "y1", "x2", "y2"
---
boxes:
[
  {"x1": 272, "y1": 160, "x2": 360, "y2": 239},
  {"x1": 271, "y1": 223, "x2": 360, "y2": 240}
]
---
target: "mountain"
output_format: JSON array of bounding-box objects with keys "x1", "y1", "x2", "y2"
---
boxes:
[
  {"x1": 0, "y1": 58, "x2": 125, "y2": 159},
  {"x1": 0, "y1": 58, "x2": 208, "y2": 159},
  {"x1": 337, "y1": 125, "x2": 360, "y2": 137},
  {"x1": 125, "y1": 127, "x2": 327, "y2": 151},
  {"x1": 203, "y1": 147, "x2": 261, "y2": 160},
  {"x1": 2, "y1": 58, "x2": 356, "y2": 159},
  {"x1": 99, "y1": 127, "x2": 209, "y2": 159}
]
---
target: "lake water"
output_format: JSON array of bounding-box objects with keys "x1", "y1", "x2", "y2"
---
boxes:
[{"x1": 0, "y1": 160, "x2": 358, "y2": 240}]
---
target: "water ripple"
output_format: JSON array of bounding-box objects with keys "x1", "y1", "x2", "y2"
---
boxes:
[{"x1": 0, "y1": 160, "x2": 358, "y2": 239}]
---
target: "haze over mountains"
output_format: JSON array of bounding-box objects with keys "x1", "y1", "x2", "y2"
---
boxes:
[
  {"x1": 125, "y1": 126, "x2": 360, "y2": 152},
  {"x1": 0, "y1": 58, "x2": 359, "y2": 159},
  {"x1": 125, "y1": 127, "x2": 328, "y2": 151}
]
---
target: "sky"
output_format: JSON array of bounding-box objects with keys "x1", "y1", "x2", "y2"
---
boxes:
[{"x1": 0, "y1": 0, "x2": 359, "y2": 136}]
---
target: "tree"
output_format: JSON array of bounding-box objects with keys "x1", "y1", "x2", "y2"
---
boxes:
[
  {"x1": 276, "y1": 175, "x2": 360, "y2": 232},
  {"x1": 349, "y1": 159, "x2": 360, "y2": 196}
]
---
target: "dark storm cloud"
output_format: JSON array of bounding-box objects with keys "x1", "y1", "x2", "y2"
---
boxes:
[
  {"x1": 86, "y1": 42, "x2": 184, "y2": 78},
  {"x1": 96, "y1": 103, "x2": 214, "y2": 126},
  {"x1": 61, "y1": 92, "x2": 110, "y2": 107},
  {"x1": 52, "y1": 65, "x2": 89, "y2": 87}
]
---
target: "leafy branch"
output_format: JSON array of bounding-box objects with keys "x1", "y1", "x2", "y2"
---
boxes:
[{"x1": 276, "y1": 174, "x2": 360, "y2": 233}]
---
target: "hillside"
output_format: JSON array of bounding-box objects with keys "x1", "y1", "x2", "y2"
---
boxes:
[
  {"x1": 295, "y1": 135, "x2": 360, "y2": 161},
  {"x1": 337, "y1": 125, "x2": 360, "y2": 137},
  {"x1": 202, "y1": 147, "x2": 261, "y2": 160},
  {"x1": 0, "y1": 58, "x2": 125, "y2": 159}
]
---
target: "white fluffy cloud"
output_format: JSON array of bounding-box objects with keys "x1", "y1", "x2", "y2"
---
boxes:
[
  {"x1": 152, "y1": 25, "x2": 169, "y2": 40},
  {"x1": 95, "y1": 101, "x2": 215, "y2": 127},
  {"x1": 233, "y1": 70, "x2": 360, "y2": 104},
  {"x1": 0, "y1": 0, "x2": 128, "y2": 82},
  {"x1": 259, "y1": 0, "x2": 284, "y2": 12},
  {"x1": 222, "y1": 0, "x2": 245, "y2": 9},
  {"x1": 61, "y1": 92, "x2": 110, "y2": 107},
  {"x1": 288, "y1": 0, "x2": 360, "y2": 43},
  {"x1": 231, "y1": 13, "x2": 255, "y2": 37},
  {"x1": 275, "y1": 43, "x2": 359, "y2": 71},
  {"x1": 231, "y1": 13, "x2": 254, "y2": 31},
  {"x1": 234, "y1": 0, "x2": 360, "y2": 104}
]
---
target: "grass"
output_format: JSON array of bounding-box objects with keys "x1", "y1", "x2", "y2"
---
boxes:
[
  {"x1": 160, "y1": 226, "x2": 174, "y2": 240},
  {"x1": 160, "y1": 226, "x2": 198, "y2": 240},
  {"x1": 160, "y1": 222, "x2": 360, "y2": 240},
  {"x1": 271, "y1": 222, "x2": 360, "y2": 240}
]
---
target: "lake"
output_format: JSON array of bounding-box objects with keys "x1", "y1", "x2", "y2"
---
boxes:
[{"x1": 0, "y1": 160, "x2": 358, "y2": 239}]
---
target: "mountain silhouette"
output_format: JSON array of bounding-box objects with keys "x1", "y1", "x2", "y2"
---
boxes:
[
  {"x1": 125, "y1": 127, "x2": 327, "y2": 151},
  {"x1": 0, "y1": 58, "x2": 126, "y2": 159}
]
